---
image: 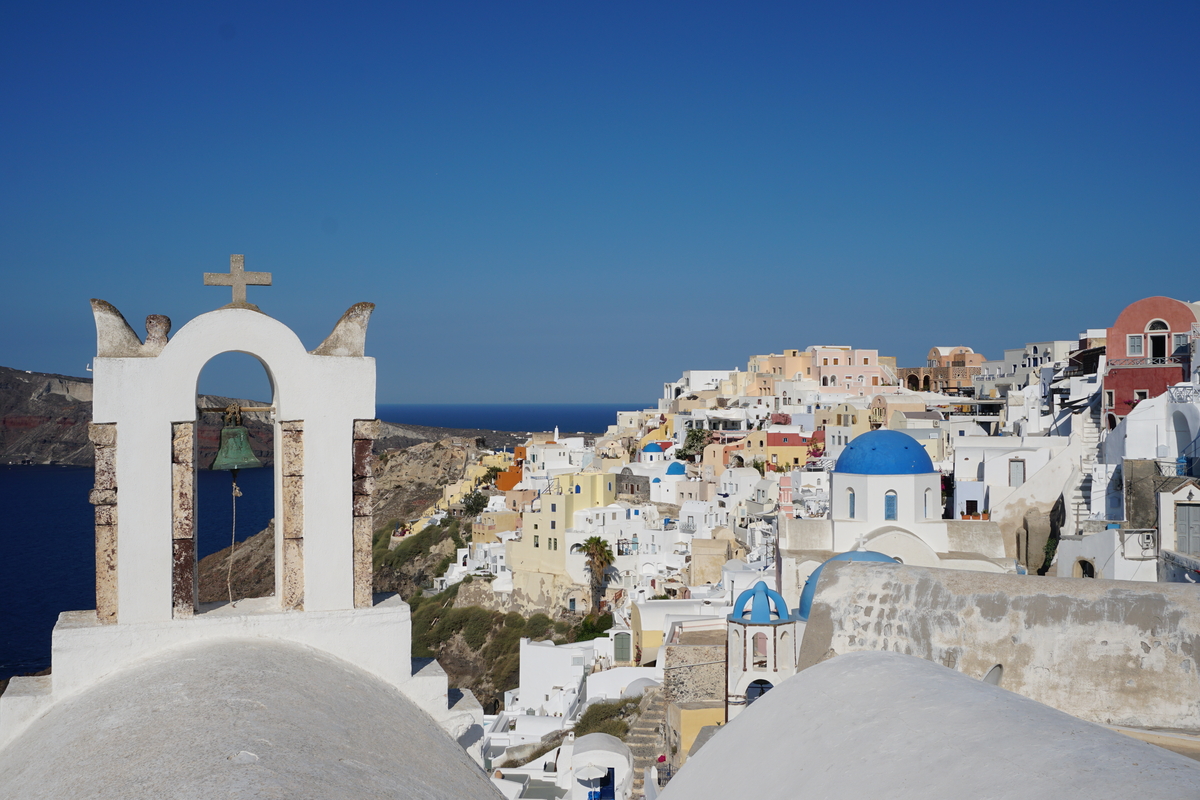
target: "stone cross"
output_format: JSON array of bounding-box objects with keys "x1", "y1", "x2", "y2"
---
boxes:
[{"x1": 204, "y1": 254, "x2": 271, "y2": 310}]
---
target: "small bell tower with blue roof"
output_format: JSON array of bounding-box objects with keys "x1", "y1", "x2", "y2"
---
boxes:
[{"x1": 726, "y1": 580, "x2": 799, "y2": 720}]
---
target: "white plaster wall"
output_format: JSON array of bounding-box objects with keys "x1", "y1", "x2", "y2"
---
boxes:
[
  {"x1": 586, "y1": 667, "x2": 663, "y2": 702},
  {"x1": 92, "y1": 308, "x2": 375, "y2": 621},
  {"x1": 1055, "y1": 530, "x2": 1158, "y2": 582}
]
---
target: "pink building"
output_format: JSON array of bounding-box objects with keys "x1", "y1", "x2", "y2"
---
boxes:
[{"x1": 808, "y1": 346, "x2": 887, "y2": 396}]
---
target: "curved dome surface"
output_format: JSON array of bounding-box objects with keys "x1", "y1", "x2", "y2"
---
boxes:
[
  {"x1": 643, "y1": 442, "x2": 665, "y2": 453},
  {"x1": 835, "y1": 430, "x2": 934, "y2": 475},
  {"x1": 666, "y1": 461, "x2": 687, "y2": 475},
  {"x1": 0, "y1": 639, "x2": 501, "y2": 800},
  {"x1": 730, "y1": 580, "x2": 792, "y2": 624},
  {"x1": 797, "y1": 551, "x2": 898, "y2": 621}
]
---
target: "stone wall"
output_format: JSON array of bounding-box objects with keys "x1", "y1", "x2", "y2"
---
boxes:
[
  {"x1": 798, "y1": 561, "x2": 1200, "y2": 730},
  {"x1": 662, "y1": 644, "x2": 724, "y2": 705},
  {"x1": 88, "y1": 423, "x2": 118, "y2": 624},
  {"x1": 453, "y1": 571, "x2": 583, "y2": 620}
]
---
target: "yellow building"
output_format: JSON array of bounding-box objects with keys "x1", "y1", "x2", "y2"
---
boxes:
[
  {"x1": 504, "y1": 471, "x2": 618, "y2": 581},
  {"x1": 667, "y1": 702, "x2": 725, "y2": 767}
]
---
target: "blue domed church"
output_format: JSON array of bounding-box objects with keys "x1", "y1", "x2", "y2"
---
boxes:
[{"x1": 776, "y1": 430, "x2": 1011, "y2": 606}]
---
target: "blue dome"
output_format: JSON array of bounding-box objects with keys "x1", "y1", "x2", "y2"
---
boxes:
[
  {"x1": 643, "y1": 442, "x2": 665, "y2": 453},
  {"x1": 652, "y1": 478, "x2": 661, "y2": 483},
  {"x1": 834, "y1": 430, "x2": 934, "y2": 475},
  {"x1": 729, "y1": 581, "x2": 792, "y2": 625},
  {"x1": 797, "y1": 551, "x2": 897, "y2": 621},
  {"x1": 666, "y1": 461, "x2": 686, "y2": 475}
]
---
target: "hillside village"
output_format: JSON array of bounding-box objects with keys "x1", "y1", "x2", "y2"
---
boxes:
[
  {"x1": 393, "y1": 293, "x2": 1200, "y2": 797},
  {"x1": 4, "y1": 286, "x2": 1200, "y2": 800}
]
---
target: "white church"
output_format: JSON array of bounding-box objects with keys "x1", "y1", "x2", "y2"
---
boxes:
[{"x1": 777, "y1": 429, "x2": 1011, "y2": 604}]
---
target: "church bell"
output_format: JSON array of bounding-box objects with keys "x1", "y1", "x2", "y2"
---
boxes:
[{"x1": 210, "y1": 413, "x2": 263, "y2": 471}]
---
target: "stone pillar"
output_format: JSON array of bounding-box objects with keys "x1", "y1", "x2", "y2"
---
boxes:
[
  {"x1": 280, "y1": 420, "x2": 305, "y2": 610},
  {"x1": 352, "y1": 419, "x2": 379, "y2": 609},
  {"x1": 88, "y1": 423, "x2": 118, "y2": 624},
  {"x1": 171, "y1": 421, "x2": 197, "y2": 618}
]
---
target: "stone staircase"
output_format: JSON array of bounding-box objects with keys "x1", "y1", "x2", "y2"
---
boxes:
[
  {"x1": 1068, "y1": 400, "x2": 1102, "y2": 533},
  {"x1": 628, "y1": 687, "x2": 665, "y2": 797}
]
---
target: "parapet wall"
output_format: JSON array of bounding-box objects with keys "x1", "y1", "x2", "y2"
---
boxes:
[{"x1": 798, "y1": 561, "x2": 1200, "y2": 730}]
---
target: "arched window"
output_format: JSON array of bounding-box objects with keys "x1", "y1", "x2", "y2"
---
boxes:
[
  {"x1": 746, "y1": 679, "x2": 773, "y2": 705},
  {"x1": 1147, "y1": 319, "x2": 1169, "y2": 331},
  {"x1": 778, "y1": 630, "x2": 793, "y2": 671},
  {"x1": 821, "y1": 376, "x2": 828, "y2": 386},
  {"x1": 847, "y1": 488, "x2": 856, "y2": 519},
  {"x1": 885, "y1": 490, "x2": 898, "y2": 521},
  {"x1": 575, "y1": 485, "x2": 581, "y2": 494},
  {"x1": 924, "y1": 487, "x2": 933, "y2": 519},
  {"x1": 752, "y1": 632, "x2": 768, "y2": 670}
]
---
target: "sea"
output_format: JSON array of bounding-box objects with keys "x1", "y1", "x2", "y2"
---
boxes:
[
  {"x1": 376, "y1": 403, "x2": 645, "y2": 435},
  {"x1": 0, "y1": 403, "x2": 645, "y2": 680}
]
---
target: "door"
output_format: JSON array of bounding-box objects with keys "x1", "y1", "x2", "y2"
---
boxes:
[
  {"x1": 1009, "y1": 459, "x2": 1026, "y2": 488},
  {"x1": 1177, "y1": 504, "x2": 1200, "y2": 556},
  {"x1": 1151, "y1": 334, "x2": 1168, "y2": 360},
  {"x1": 614, "y1": 632, "x2": 631, "y2": 662}
]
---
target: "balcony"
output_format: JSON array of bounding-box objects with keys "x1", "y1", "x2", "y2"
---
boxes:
[
  {"x1": 1107, "y1": 355, "x2": 1186, "y2": 368},
  {"x1": 1167, "y1": 385, "x2": 1200, "y2": 403}
]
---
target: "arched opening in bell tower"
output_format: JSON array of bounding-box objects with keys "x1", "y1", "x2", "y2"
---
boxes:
[{"x1": 195, "y1": 351, "x2": 277, "y2": 608}]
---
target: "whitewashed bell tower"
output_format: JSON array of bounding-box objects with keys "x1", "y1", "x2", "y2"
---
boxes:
[
  {"x1": 0, "y1": 256, "x2": 483, "y2": 758},
  {"x1": 726, "y1": 580, "x2": 799, "y2": 720}
]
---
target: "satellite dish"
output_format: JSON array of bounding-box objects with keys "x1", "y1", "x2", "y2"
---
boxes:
[{"x1": 575, "y1": 764, "x2": 607, "y2": 781}]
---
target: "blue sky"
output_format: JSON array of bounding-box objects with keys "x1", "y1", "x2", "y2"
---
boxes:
[{"x1": 2, "y1": 2, "x2": 1198, "y2": 403}]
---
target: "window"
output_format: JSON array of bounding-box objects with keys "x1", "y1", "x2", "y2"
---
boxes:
[
  {"x1": 833, "y1": 358, "x2": 839, "y2": 365},
  {"x1": 551, "y1": 503, "x2": 556, "y2": 512},
  {"x1": 872, "y1": 376, "x2": 879, "y2": 386},
  {"x1": 1148, "y1": 319, "x2": 1169, "y2": 331},
  {"x1": 863, "y1": 358, "x2": 870, "y2": 365},
  {"x1": 884, "y1": 491, "x2": 898, "y2": 520},
  {"x1": 823, "y1": 358, "x2": 829, "y2": 366},
  {"x1": 752, "y1": 632, "x2": 768, "y2": 669},
  {"x1": 848, "y1": 488, "x2": 856, "y2": 519},
  {"x1": 1134, "y1": 390, "x2": 1148, "y2": 401},
  {"x1": 1127, "y1": 335, "x2": 1144, "y2": 357},
  {"x1": 1174, "y1": 333, "x2": 1189, "y2": 353},
  {"x1": 1104, "y1": 390, "x2": 1114, "y2": 408},
  {"x1": 924, "y1": 488, "x2": 933, "y2": 519},
  {"x1": 534, "y1": 535, "x2": 540, "y2": 548},
  {"x1": 575, "y1": 485, "x2": 581, "y2": 493},
  {"x1": 608, "y1": 482, "x2": 613, "y2": 491}
]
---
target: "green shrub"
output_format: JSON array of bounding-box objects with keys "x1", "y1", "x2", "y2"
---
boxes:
[
  {"x1": 574, "y1": 697, "x2": 639, "y2": 738},
  {"x1": 575, "y1": 613, "x2": 614, "y2": 642},
  {"x1": 462, "y1": 607, "x2": 494, "y2": 650},
  {"x1": 490, "y1": 652, "x2": 520, "y2": 691},
  {"x1": 553, "y1": 620, "x2": 570, "y2": 635},
  {"x1": 504, "y1": 612, "x2": 526, "y2": 630},
  {"x1": 526, "y1": 613, "x2": 553, "y2": 639}
]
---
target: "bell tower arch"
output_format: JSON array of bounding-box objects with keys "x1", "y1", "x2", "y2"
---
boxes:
[{"x1": 88, "y1": 258, "x2": 378, "y2": 624}]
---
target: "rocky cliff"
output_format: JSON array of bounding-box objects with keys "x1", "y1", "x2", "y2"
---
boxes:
[
  {"x1": 0, "y1": 365, "x2": 524, "y2": 466},
  {"x1": 0, "y1": 366, "x2": 94, "y2": 465}
]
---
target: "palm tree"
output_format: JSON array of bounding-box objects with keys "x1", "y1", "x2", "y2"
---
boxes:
[{"x1": 579, "y1": 536, "x2": 615, "y2": 614}]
